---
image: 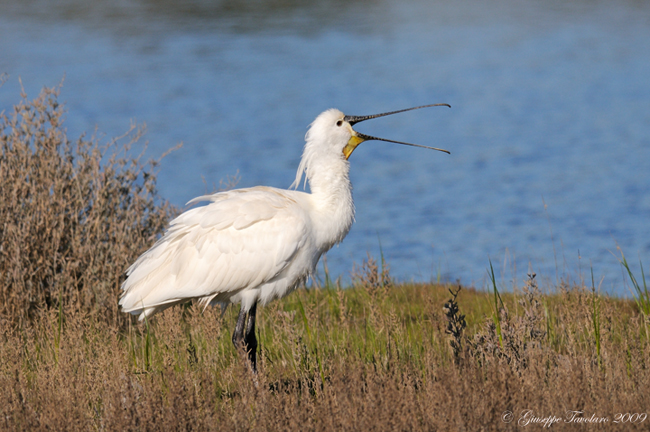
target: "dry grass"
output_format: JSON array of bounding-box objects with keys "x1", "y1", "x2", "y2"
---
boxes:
[
  {"x1": 2, "y1": 273, "x2": 649, "y2": 430},
  {"x1": 1, "y1": 85, "x2": 649, "y2": 430},
  {"x1": 0, "y1": 83, "x2": 175, "y2": 326}
]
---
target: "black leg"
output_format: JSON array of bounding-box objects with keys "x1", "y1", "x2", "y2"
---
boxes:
[
  {"x1": 231, "y1": 303, "x2": 258, "y2": 373},
  {"x1": 232, "y1": 306, "x2": 247, "y2": 349},
  {"x1": 244, "y1": 302, "x2": 258, "y2": 372}
]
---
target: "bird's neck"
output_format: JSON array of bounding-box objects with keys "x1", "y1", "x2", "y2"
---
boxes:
[{"x1": 306, "y1": 157, "x2": 355, "y2": 247}]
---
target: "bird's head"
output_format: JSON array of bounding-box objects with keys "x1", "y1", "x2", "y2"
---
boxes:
[
  {"x1": 307, "y1": 104, "x2": 451, "y2": 161},
  {"x1": 291, "y1": 104, "x2": 451, "y2": 190}
]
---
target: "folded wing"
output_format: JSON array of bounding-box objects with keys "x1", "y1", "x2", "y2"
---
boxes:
[{"x1": 119, "y1": 186, "x2": 310, "y2": 319}]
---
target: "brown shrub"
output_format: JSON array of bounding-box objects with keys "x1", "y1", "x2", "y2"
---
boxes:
[{"x1": 0, "y1": 84, "x2": 176, "y2": 325}]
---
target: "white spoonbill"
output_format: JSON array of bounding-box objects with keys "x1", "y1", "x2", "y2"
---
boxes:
[{"x1": 119, "y1": 104, "x2": 450, "y2": 370}]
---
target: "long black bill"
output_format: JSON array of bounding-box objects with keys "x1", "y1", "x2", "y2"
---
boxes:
[
  {"x1": 355, "y1": 131, "x2": 450, "y2": 154},
  {"x1": 344, "y1": 103, "x2": 451, "y2": 155},
  {"x1": 344, "y1": 103, "x2": 451, "y2": 126}
]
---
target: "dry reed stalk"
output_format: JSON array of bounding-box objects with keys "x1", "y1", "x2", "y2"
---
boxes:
[{"x1": 0, "y1": 84, "x2": 176, "y2": 325}]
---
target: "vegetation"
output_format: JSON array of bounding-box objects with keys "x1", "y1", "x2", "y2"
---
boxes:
[
  {"x1": 0, "y1": 83, "x2": 175, "y2": 326},
  {"x1": 1, "y1": 86, "x2": 649, "y2": 430}
]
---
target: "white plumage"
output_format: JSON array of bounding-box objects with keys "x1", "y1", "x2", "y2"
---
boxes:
[
  {"x1": 120, "y1": 104, "x2": 449, "y2": 370},
  {"x1": 120, "y1": 186, "x2": 330, "y2": 317}
]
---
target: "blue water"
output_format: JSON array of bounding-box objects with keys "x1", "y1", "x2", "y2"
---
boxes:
[{"x1": 1, "y1": 0, "x2": 649, "y2": 294}]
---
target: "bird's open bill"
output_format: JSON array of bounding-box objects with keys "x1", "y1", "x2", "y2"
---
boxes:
[{"x1": 342, "y1": 103, "x2": 451, "y2": 159}]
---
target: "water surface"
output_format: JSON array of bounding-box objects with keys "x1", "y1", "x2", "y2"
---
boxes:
[{"x1": 1, "y1": 0, "x2": 649, "y2": 293}]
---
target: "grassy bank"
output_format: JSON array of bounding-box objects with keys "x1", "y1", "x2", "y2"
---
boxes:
[
  {"x1": 2, "y1": 275, "x2": 650, "y2": 430},
  {"x1": 2, "y1": 85, "x2": 649, "y2": 430}
]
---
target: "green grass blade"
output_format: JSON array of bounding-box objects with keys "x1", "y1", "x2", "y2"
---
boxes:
[
  {"x1": 590, "y1": 266, "x2": 601, "y2": 368},
  {"x1": 488, "y1": 259, "x2": 504, "y2": 349}
]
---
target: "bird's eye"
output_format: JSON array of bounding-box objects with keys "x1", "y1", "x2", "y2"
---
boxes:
[{"x1": 336, "y1": 120, "x2": 343, "y2": 127}]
